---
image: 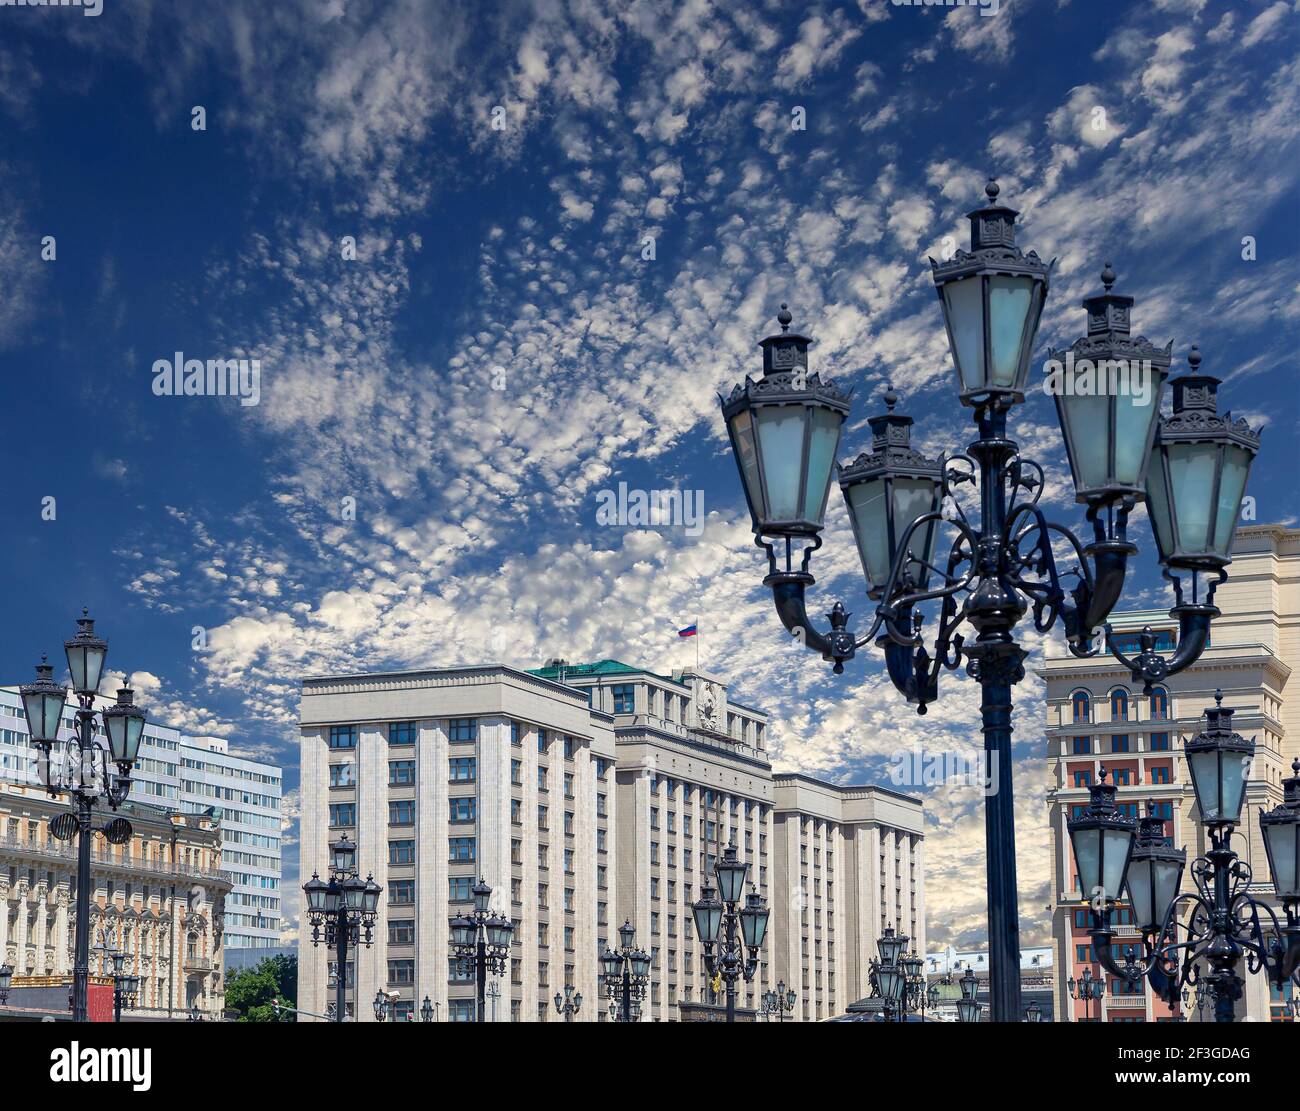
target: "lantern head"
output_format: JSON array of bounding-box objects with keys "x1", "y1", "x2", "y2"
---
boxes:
[
  {"x1": 1067, "y1": 768, "x2": 1137, "y2": 909},
  {"x1": 1260, "y1": 757, "x2": 1300, "y2": 907},
  {"x1": 1124, "y1": 801, "x2": 1186, "y2": 932},
  {"x1": 1184, "y1": 691, "x2": 1255, "y2": 828}
]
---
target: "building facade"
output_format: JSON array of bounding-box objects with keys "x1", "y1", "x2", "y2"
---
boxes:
[
  {"x1": 0, "y1": 688, "x2": 283, "y2": 960},
  {"x1": 1041, "y1": 523, "x2": 1299, "y2": 1022},
  {"x1": 0, "y1": 780, "x2": 231, "y2": 1018},
  {"x1": 771, "y1": 774, "x2": 926, "y2": 1021},
  {"x1": 298, "y1": 658, "x2": 925, "y2": 1021}
]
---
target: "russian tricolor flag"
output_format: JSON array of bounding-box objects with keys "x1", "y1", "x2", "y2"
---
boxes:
[{"x1": 677, "y1": 624, "x2": 698, "y2": 638}]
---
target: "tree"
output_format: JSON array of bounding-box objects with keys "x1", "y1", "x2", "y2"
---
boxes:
[{"x1": 225, "y1": 954, "x2": 298, "y2": 1022}]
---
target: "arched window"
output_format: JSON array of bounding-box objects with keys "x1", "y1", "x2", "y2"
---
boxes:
[
  {"x1": 1149, "y1": 687, "x2": 1169, "y2": 721},
  {"x1": 1071, "y1": 690, "x2": 1091, "y2": 724},
  {"x1": 1110, "y1": 688, "x2": 1129, "y2": 722}
]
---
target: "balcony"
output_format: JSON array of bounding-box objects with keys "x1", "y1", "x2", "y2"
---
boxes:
[{"x1": 183, "y1": 955, "x2": 213, "y2": 975}]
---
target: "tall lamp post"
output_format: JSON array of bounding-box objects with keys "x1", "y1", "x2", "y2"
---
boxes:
[
  {"x1": 104, "y1": 947, "x2": 140, "y2": 1023},
  {"x1": 20, "y1": 612, "x2": 147, "y2": 1022},
  {"x1": 449, "y1": 879, "x2": 515, "y2": 1023},
  {"x1": 867, "y1": 925, "x2": 910, "y2": 1021},
  {"x1": 691, "y1": 841, "x2": 771, "y2": 1023},
  {"x1": 600, "y1": 919, "x2": 651, "y2": 1022},
  {"x1": 1067, "y1": 966, "x2": 1105, "y2": 1022},
  {"x1": 1068, "y1": 697, "x2": 1300, "y2": 1022},
  {"x1": 718, "y1": 180, "x2": 1262, "y2": 1021},
  {"x1": 761, "y1": 980, "x2": 797, "y2": 1022},
  {"x1": 420, "y1": 995, "x2": 438, "y2": 1022},
  {"x1": 303, "y1": 836, "x2": 382, "y2": 1022},
  {"x1": 0, "y1": 963, "x2": 12, "y2": 1005},
  {"x1": 957, "y1": 968, "x2": 982, "y2": 1023},
  {"x1": 554, "y1": 984, "x2": 582, "y2": 1022}
]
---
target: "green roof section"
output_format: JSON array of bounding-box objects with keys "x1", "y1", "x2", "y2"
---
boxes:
[{"x1": 527, "y1": 659, "x2": 683, "y2": 685}]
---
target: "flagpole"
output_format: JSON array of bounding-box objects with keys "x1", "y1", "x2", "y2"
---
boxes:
[{"x1": 695, "y1": 615, "x2": 700, "y2": 673}]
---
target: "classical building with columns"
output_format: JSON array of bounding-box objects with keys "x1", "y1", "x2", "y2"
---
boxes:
[
  {"x1": 298, "y1": 658, "x2": 924, "y2": 1021},
  {"x1": 1041, "y1": 524, "x2": 1299, "y2": 1022},
  {"x1": 0, "y1": 780, "x2": 231, "y2": 1019}
]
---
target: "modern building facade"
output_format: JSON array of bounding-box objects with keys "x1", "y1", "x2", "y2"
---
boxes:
[
  {"x1": 0, "y1": 687, "x2": 283, "y2": 961},
  {"x1": 0, "y1": 779, "x2": 231, "y2": 1018},
  {"x1": 298, "y1": 658, "x2": 925, "y2": 1021},
  {"x1": 1041, "y1": 523, "x2": 1299, "y2": 1022}
]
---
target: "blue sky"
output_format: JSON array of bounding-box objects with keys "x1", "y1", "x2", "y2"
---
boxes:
[{"x1": 0, "y1": 0, "x2": 1296, "y2": 950}]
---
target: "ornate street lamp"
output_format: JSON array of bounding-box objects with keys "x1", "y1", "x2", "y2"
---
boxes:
[
  {"x1": 448, "y1": 879, "x2": 515, "y2": 1022},
  {"x1": 303, "y1": 835, "x2": 381, "y2": 1022},
  {"x1": 692, "y1": 842, "x2": 770, "y2": 1022},
  {"x1": 1066, "y1": 966, "x2": 1105, "y2": 1022},
  {"x1": 1025, "y1": 1001, "x2": 1043, "y2": 1023},
  {"x1": 554, "y1": 984, "x2": 583, "y2": 1022},
  {"x1": 420, "y1": 995, "x2": 436, "y2": 1023},
  {"x1": 600, "y1": 920, "x2": 650, "y2": 1022},
  {"x1": 20, "y1": 612, "x2": 147, "y2": 1023},
  {"x1": 1070, "y1": 694, "x2": 1300, "y2": 1022},
  {"x1": 761, "y1": 979, "x2": 797, "y2": 1022},
  {"x1": 866, "y1": 926, "x2": 913, "y2": 1022},
  {"x1": 718, "y1": 180, "x2": 1262, "y2": 1020},
  {"x1": 957, "y1": 968, "x2": 981, "y2": 1024},
  {"x1": 0, "y1": 962, "x2": 12, "y2": 1005}
]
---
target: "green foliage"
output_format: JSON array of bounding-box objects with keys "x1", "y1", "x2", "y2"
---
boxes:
[{"x1": 225, "y1": 954, "x2": 298, "y2": 1022}]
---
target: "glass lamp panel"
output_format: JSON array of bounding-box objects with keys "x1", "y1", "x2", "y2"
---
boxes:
[
  {"x1": 728, "y1": 409, "x2": 766, "y2": 522},
  {"x1": 846, "y1": 477, "x2": 891, "y2": 588},
  {"x1": 324, "y1": 886, "x2": 341, "y2": 914},
  {"x1": 892, "y1": 478, "x2": 939, "y2": 586},
  {"x1": 1112, "y1": 364, "x2": 1160, "y2": 486},
  {"x1": 631, "y1": 951, "x2": 651, "y2": 978},
  {"x1": 22, "y1": 689, "x2": 66, "y2": 745},
  {"x1": 67, "y1": 642, "x2": 107, "y2": 696},
  {"x1": 1167, "y1": 442, "x2": 1218, "y2": 552},
  {"x1": 1218, "y1": 752, "x2": 1249, "y2": 825},
  {"x1": 741, "y1": 903, "x2": 770, "y2": 950},
  {"x1": 942, "y1": 277, "x2": 986, "y2": 391},
  {"x1": 1153, "y1": 859, "x2": 1183, "y2": 926},
  {"x1": 1070, "y1": 827, "x2": 1101, "y2": 898},
  {"x1": 1062, "y1": 391, "x2": 1113, "y2": 492},
  {"x1": 715, "y1": 857, "x2": 748, "y2": 905},
  {"x1": 1125, "y1": 857, "x2": 1155, "y2": 929},
  {"x1": 1100, "y1": 827, "x2": 1133, "y2": 902},
  {"x1": 1263, "y1": 820, "x2": 1299, "y2": 899},
  {"x1": 987, "y1": 275, "x2": 1035, "y2": 388},
  {"x1": 1144, "y1": 452, "x2": 1175, "y2": 558},
  {"x1": 1189, "y1": 750, "x2": 1222, "y2": 822},
  {"x1": 801, "y1": 407, "x2": 843, "y2": 524},
  {"x1": 958, "y1": 999, "x2": 979, "y2": 1023},
  {"x1": 1211, "y1": 444, "x2": 1251, "y2": 557},
  {"x1": 754, "y1": 407, "x2": 809, "y2": 523}
]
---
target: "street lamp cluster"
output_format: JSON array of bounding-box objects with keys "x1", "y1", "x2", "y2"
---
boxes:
[
  {"x1": 554, "y1": 984, "x2": 582, "y2": 1022},
  {"x1": 303, "y1": 836, "x2": 381, "y2": 1022},
  {"x1": 957, "y1": 968, "x2": 981, "y2": 1024},
  {"x1": 449, "y1": 880, "x2": 515, "y2": 1023},
  {"x1": 20, "y1": 612, "x2": 147, "y2": 1021},
  {"x1": 761, "y1": 981, "x2": 797, "y2": 1022},
  {"x1": 720, "y1": 178, "x2": 1262, "y2": 1019},
  {"x1": 1068, "y1": 693, "x2": 1300, "y2": 1022},
  {"x1": 691, "y1": 842, "x2": 771, "y2": 1022},
  {"x1": 600, "y1": 920, "x2": 650, "y2": 1022},
  {"x1": 1067, "y1": 966, "x2": 1105, "y2": 1022},
  {"x1": 103, "y1": 945, "x2": 140, "y2": 1022}
]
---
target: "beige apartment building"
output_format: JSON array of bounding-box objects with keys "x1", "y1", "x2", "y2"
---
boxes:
[
  {"x1": 1041, "y1": 524, "x2": 1299, "y2": 1022},
  {"x1": 0, "y1": 780, "x2": 231, "y2": 1019},
  {"x1": 298, "y1": 658, "x2": 925, "y2": 1021}
]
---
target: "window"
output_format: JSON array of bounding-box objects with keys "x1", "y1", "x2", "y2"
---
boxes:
[
  {"x1": 449, "y1": 836, "x2": 476, "y2": 862},
  {"x1": 449, "y1": 718, "x2": 477, "y2": 742},
  {"x1": 448, "y1": 876, "x2": 473, "y2": 902},
  {"x1": 1110, "y1": 688, "x2": 1129, "y2": 722},
  {"x1": 389, "y1": 880, "x2": 415, "y2": 904},
  {"x1": 1071, "y1": 691, "x2": 1090, "y2": 724},
  {"x1": 1111, "y1": 768, "x2": 1132, "y2": 786},
  {"x1": 449, "y1": 1000, "x2": 474, "y2": 1022},
  {"x1": 388, "y1": 800, "x2": 416, "y2": 826},
  {"x1": 1073, "y1": 770, "x2": 1092, "y2": 788},
  {"x1": 389, "y1": 840, "x2": 416, "y2": 865},
  {"x1": 1072, "y1": 737, "x2": 1090, "y2": 755},
  {"x1": 388, "y1": 920, "x2": 415, "y2": 945},
  {"x1": 449, "y1": 757, "x2": 476, "y2": 782},
  {"x1": 563, "y1": 736, "x2": 575, "y2": 759},
  {"x1": 511, "y1": 759, "x2": 522, "y2": 785},
  {"x1": 1111, "y1": 735, "x2": 1130, "y2": 754},
  {"x1": 1149, "y1": 687, "x2": 1169, "y2": 720},
  {"x1": 564, "y1": 773, "x2": 574, "y2": 799},
  {"x1": 538, "y1": 805, "x2": 549, "y2": 830},
  {"x1": 537, "y1": 766, "x2": 548, "y2": 791},
  {"x1": 1150, "y1": 766, "x2": 1171, "y2": 785},
  {"x1": 389, "y1": 760, "x2": 416, "y2": 786},
  {"x1": 388, "y1": 959, "x2": 415, "y2": 984},
  {"x1": 537, "y1": 729, "x2": 548, "y2": 754},
  {"x1": 611, "y1": 684, "x2": 635, "y2": 714},
  {"x1": 1150, "y1": 732, "x2": 1170, "y2": 751},
  {"x1": 329, "y1": 764, "x2": 355, "y2": 788},
  {"x1": 388, "y1": 721, "x2": 416, "y2": 746},
  {"x1": 511, "y1": 720, "x2": 521, "y2": 746},
  {"x1": 329, "y1": 803, "x2": 355, "y2": 827},
  {"x1": 449, "y1": 797, "x2": 476, "y2": 823},
  {"x1": 329, "y1": 725, "x2": 357, "y2": 749}
]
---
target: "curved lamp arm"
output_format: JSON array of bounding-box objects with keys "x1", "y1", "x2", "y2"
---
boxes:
[{"x1": 759, "y1": 535, "x2": 857, "y2": 673}]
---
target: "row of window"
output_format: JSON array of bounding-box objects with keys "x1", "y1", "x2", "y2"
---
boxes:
[
  {"x1": 1071, "y1": 733, "x2": 1170, "y2": 754},
  {"x1": 1070, "y1": 687, "x2": 1169, "y2": 724},
  {"x1": 1071, "y1": 766, "x2": 1172, "y2": 787}
]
